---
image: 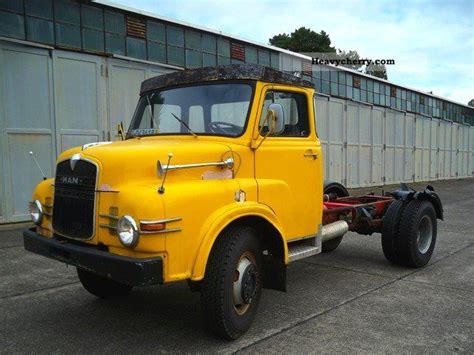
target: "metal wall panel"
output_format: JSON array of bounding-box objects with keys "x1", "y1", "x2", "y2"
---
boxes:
[
  {"x1": 327, "y1": 98, "x2": 345, "y2": 184},
  {"x1": 358, "y1": 105, "x2": 372, "y2": 187},
  {"x1": 0, "y1": 43, "x2": 55, "y2": 221},
  {"x1": 415, "y1": 115, "x2": 431, "y2": 181},
  {"x1": 384, "y1": 110, "x2": 396, "y2": 184},
  {"x1": 437, "y1": 120, "x2": 445, "y2": 179},
  {"x1": 346, "y1": 102, "x2": 359, "y2": 187},
  {"x1": 394, "y1": 111, "x2": 405, "y2": 183},
  {"x1": 430, "y1": 118, "x2": 440, "y2": 180},
  {"x1": 53, "y1": 50, "x2": 107, "y2": 153},
  {"x1": 459, "y1": 125, "x2": 470, "y2": 178},
  {"x1": 314, "y1": 95, "x2": 330, "y2": 180},
  {"x1": 468, "y1": 127, "x2": 474, "y2": 176},
  {"x1": 107, "y1": 59, "x2": 174, "y2": 141},
  {"x1": 404, "y1": 113, "x2": 415, "y2": 182},
  {"x1": 450, "y1": 123, "x2": 459, "y2": 178},
  {"x1": 371, "y1": 107, "x2": 384, "y2": 185},
  {"x1": 107, "y1": 59, "x2": 147, "y2": 140}
]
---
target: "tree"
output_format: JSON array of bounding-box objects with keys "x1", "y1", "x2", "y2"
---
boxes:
[
  {"x1": 365, "y1": 63, "x2": 388, "y2": 79},
  {"x1": 269, "y1": 27, "x2": 389, "y2": 79},
  {"x1": 336, "y1": 49, "x2": 364, "y2": 71},
  {"x1": 269, "y1": 27, "x2": 336, "y2": 53}
]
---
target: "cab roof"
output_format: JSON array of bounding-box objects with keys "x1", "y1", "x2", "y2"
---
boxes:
[{"x1": 140, "y1": 64, "x2": 314, "y2": 95}]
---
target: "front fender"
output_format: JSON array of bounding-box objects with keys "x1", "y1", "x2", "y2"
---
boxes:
[{"x1": 190, "y1": 201, "x2": 287, "y2": 281}]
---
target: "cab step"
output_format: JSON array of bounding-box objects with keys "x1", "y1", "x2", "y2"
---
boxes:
[{"x1": 288, "y1": 242, "x2": 320, "y2": 262}]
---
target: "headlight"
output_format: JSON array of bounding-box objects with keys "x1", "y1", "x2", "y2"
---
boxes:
[
  {"x1": 117, "y1": 215, "x2": 139, "y2": 248},
  {"x1": 29, "y1": 200, "x2": 43, "y2": 225}
]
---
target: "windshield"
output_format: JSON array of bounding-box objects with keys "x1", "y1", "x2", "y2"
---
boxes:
[{"x1": 128, "y1": 82, "x2": 254, "y2": 137}]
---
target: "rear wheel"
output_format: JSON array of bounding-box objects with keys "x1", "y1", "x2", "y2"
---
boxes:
[
  {"x1": 77, "y1": 268, "x2": 133, "y2": 299},
  {"x1": 200, "y1": 225, "x2": 262, "y2": 340},
  {"x1": 398, "y1": 200, "x2": 437, "y2": 267},
  {"x1": 381, "y1": 200, "x2": 406, "y2": 264},
  {"x1": 322, "y1": 182, "x2": 349, "y2": 253}
]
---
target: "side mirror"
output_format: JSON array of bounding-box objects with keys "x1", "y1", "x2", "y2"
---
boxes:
[
  {"x1": 252, "y1": 103, "x2": 286, "y2": 150},
  {"x1": 117, "y1": 122, "x2": 125, "y2": 141},
  {"x1": 267, "y1": 103, "x2": 285, "y2": 135}
]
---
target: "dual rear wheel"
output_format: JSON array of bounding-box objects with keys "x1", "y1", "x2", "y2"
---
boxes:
[{"x1": 382, "y1": 199, "x2": 437, "y2": 267}]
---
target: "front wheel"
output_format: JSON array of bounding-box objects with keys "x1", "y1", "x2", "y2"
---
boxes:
[
  {"x1": 77, "y1": 268, "x2": 133, "y2": 299},
  {"x1": 200, "y1": 226, "x2": 262, "y2": 340}
]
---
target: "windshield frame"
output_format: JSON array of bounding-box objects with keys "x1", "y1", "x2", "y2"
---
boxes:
[{"x1": 127, "y1": 80, "x2": 256, "y2": 139}]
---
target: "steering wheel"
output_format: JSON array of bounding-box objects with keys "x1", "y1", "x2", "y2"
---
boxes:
[{"x1": 209, "y1": 121, "x2": 241, "y2": 135}]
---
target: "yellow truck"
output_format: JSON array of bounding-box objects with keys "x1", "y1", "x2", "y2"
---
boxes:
[{"x1": 23, "y1": 64, "x2": 443, "y2": 339}]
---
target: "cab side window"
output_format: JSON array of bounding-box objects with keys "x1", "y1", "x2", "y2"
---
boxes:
[{"x1": 260, "y1": 91, "x2": 309, "y2": 137}]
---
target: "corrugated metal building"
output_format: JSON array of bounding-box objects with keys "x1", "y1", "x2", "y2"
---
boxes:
[{"x1": 0, "y1": 0, "x2": 473, "y2": 223}]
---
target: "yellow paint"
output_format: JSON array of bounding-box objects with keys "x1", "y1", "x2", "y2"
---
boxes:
[{"x1": 31, "y1": 80, "x2": 324, "y2": 283}]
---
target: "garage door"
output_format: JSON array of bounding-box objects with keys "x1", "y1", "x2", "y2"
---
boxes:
[
  {"x1": 53, "y1": 50, "x2": 107, "y2": 153},
  {"x1": 0, "y1": 43, "x2": 55, "y2": 221}
]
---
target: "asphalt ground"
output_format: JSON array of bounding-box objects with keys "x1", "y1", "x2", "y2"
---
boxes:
[{"x1": 1, "y1": 179, "x2": 473, "y2": 353}]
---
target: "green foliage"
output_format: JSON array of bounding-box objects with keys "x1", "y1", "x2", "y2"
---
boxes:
[
  {"x1": 269, "y1": 27, "x2": 390, "y2": 80},
  {"x1": 269, "y1": 27, "x2": 335, "y2": 53},
  {"x1": 365, "y1": 63, "x2": 388, "y2": 79}
]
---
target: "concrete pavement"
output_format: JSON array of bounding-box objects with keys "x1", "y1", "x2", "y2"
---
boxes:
[{"x1": 1, "y1": 179, "x2": 473, "y2": 353}]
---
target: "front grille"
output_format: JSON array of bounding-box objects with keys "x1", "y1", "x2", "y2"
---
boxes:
[{"x1": 52, "y1": 159, "x2": 97, "y2": 239}]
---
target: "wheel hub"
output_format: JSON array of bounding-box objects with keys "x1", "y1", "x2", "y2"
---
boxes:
[
  {"x1": 233, "y1": 252, "x2": 258, "y2": 315},
  {"x1": 241, "y1": 264, "x2": 257, "y2": 304},
  {"x1": 417, "y1": 215, "x2": 433, "y2": 254}
]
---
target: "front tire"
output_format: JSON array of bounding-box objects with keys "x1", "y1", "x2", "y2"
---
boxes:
[
  {"x1": 77, "y1": 268, "x2": 133, "y2": 299},
  {"x1": 200, "y1": 225, "x2": 262, "y2": 340}
]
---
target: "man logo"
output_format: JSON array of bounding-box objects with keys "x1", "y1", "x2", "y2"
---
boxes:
[
  {"x1": 70, "y1": 153, "x2": 81, "y2": 171},
  {"x1": 61, "y1": 176, "x2": 79, "y2": 184}
]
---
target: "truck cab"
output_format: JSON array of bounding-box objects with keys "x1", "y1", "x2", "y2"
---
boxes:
[{"x1": 23, "y1": 64, "x2": 441, "y2": 340}]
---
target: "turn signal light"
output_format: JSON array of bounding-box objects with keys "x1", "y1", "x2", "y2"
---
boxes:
[{"x1": 140, "y1": 222, "x2": 166, "y2": 232}]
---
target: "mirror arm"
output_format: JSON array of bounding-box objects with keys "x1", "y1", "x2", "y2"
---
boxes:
[
  {"x1": 118, "y1": 122, "x2": 125, "y2": 141},
  {"x1": 251, "y1": 110, "x2": 275, "y2": 150}
]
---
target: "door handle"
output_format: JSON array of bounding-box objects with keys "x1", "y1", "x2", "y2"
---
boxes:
[{"x1": 304, "y1": 150, "x2": 318, "y2": 160}]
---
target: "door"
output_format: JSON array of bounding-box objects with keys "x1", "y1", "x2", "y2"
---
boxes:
[
  {"x1": 0, "y1": 43, "x2": 55, "y2": 222},
  {"x1": 327, "y1": 98, "x2": 345, "y2": 184},
  {"x1": 53, "y1": 50, "x2": 107, "y2": 153},
  {"x1": 371, "y1": 107, "x2": 384, "y2": 185},
  {"x1": 255, "y1": 87, "x2": 322, "y2": 239},
  {"x1": 450, "y1": 124, "x2": 458, "y2": 178},
  {"x1": 346, "y1": 102, "x2": 359, "y2": 187},
  {"x1": 314, "y1": 95, "x2": 330, "y2": 180},
  {"x1": 107, "y1": 59, "x2": 174, "y2": 140},
  {"x1": 430, "y1": 118, "x2": 440, "y2": 180},
  {"x1": 404, "y1": 113, "x2": 415, "y2": 182},
  {"x1": 384, "y1": 110, "x2": 396, "y2": 184},
  {"x1": 107, "y1": 59, "x2": 147, "y2": 141}
]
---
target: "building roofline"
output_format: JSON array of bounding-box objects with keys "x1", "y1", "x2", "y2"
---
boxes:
[{"x1": 93, "y1": 0, "x2": 472, "y2": 110}]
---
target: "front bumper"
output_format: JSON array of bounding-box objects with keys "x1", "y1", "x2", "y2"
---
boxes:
[{"x1": 23, "y1": 228, "x2": 163, "y2": 286}]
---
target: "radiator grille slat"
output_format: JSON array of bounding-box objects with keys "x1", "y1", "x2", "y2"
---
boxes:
[{"x1": 52, "y1": 160, "x2": 97, "y2": 240}]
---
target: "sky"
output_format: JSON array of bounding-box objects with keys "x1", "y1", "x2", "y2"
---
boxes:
[{"x1": 113, "y1": 0, "x2": 473, "y2": 105}]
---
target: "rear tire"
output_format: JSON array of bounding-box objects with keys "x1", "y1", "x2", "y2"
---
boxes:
[
  {"x1": 322, "y1": 183, "x2": 349, "y2": 253},
  {"x1": 398, "y1": 200, "x2": 437, "y2": 268},
  {"x1": 381, "y1": 200, "x2": 406, "y2": 264},
  {"x1": 200, "y1": 225, "x2": 262, "y2": 340},
  {"x1": 77, "y1": 268, "x2": 133, "y2": 299}
]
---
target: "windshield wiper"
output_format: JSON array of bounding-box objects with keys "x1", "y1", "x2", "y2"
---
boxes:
[{"x1": 170, "y1": 113, "x2": 197, "y2": 137}]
